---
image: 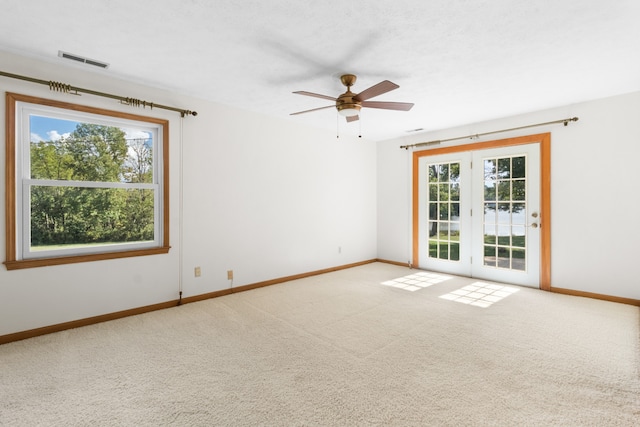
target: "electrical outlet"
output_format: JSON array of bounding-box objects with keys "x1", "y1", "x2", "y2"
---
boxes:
[
  {"x1": 194, "y1": 266, "x2": 201, "y2": 277},
  {"x1": 227, "y1": 270, "x2": 233, "y2": 280}
]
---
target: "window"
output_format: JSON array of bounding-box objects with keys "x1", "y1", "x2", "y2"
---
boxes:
[{"x1": 4, "y1": 93, "x2": 170, "y2": 270}]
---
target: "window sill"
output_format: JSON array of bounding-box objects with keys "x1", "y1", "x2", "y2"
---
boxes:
[{"x1": 3, "y1": 246, "x2": 171, "y2": 270}]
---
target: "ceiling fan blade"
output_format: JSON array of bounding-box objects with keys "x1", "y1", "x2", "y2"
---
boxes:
[
  {"x1": 353, "y1": 80, "x2": 399, "y2": 102},
  {"x1": 293, "y1": 91, "x2": 337, "y2": 101},
  {"x1": 290, "y1": 105, "x2": 335, "y2": 116},
  {"x1": 361, "y1": 101, "x2": 414, "y2": 111},
  {"x1": 346, "y1": 115, "x2": 359, "y2": 123}
]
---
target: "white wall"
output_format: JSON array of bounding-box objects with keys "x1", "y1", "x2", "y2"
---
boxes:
[
  {"x1": 377, "y1": 91, "x2": 640, "y2": 300},
  {"x1": 0, "y1": 51, "x2": 377, "y2": 336},
  {"x1": 179, "y1": 96, "x2": 377, "y2": 296}
]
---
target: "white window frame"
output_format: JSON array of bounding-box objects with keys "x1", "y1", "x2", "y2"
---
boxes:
[{"x1": 4, "y1": 93, "x2": 170, "y2": 270}]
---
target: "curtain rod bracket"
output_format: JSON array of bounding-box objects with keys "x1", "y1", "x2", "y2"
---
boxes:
[
  {"x1": 48, "y1": 80, "x2": 78, "y2": 95},
  {"x1": 120, "y1": 98, "x2": 159, "y2": 111}
]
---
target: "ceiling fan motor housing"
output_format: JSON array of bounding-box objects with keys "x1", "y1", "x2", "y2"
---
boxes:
[{"x1": 336, "y1": 90, "x2": 361, "y2": 116}]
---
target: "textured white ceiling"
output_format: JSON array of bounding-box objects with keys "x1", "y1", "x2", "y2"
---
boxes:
[{"x1": 1, "y1": 0, "x2": 639, "y2": 141}]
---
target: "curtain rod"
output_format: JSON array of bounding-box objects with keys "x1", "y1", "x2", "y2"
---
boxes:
[
  {"x1": 399, "y1": 117, "x2": 579, "y2": 150},
  {"x1": 0, "y1": 70, "x2": 197, "y2": 117}
]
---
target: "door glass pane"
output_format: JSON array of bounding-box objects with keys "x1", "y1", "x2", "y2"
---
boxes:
[
  {"x1": 484, "y1": 203, "x2": 496, "y2": 224},
  {"x1": 429, "y1": 203, "x2": 438, "y2": 220},
  {"x1": 451, "y1": 203, "x2": 460, "y2": 220},
  {"x1": 513, "y1": 180, "x2": 526, "y2": 200},
  {"x1": 512, "y1": 249, "x2": 526, "y2": 270},
  {"x1": 439, "y1": 184, "x2": 449, "y2": 201},
  {"x1": 439, "y1": 242, "x2": 449, "y2": 259},
  {"x1": 484, "y1": 182, "x2": 496, "y2": 200},
  {"x1": 426, "y1": 161, "x2": 461, "y2": 262},
  {"x1": 450, "y1": 243, "x2": 460, "y2": 261},
  {"x1": 439, "y1": 203, "x2": 449, "y2": 220},
  {"x1": 498, "y1": 235, "x2": 510, "y2": 246},
  {"x1": 451, "y1": 183, "x2": 460, "y2": 201},
  {"x1": 484, "y1": 159, "x2": 496, "y2": 178},
  {"x1": 429, "y1": 240, "x2": 437, "y2": 258},
  {"x1": 512, "y1": 226, "x2": 526, "y2": 247},
  {"x1": 497, "y1": 224, "x2": 510, "y2": 245},
  {"x1": 512, "y1": 156, "x2": 525, "y2": 178},
  {"x1": 429, "y1": 221, "x2": 438, "y2": 237},
  {"x1": 498, "y1": 158, "x2": 511, "y2": 178},
  {"x1": 429, "y1": 165, "x2": 438, "y2": 182},
  {"x1": 484, "y1": 245, "x2": 496, "y2": 266},
  {"x1": 482, "y1": 154, "x2": 527, "y2": 271},
  {"x1": 497, "y1": 181, "x2": 511, "y2": 200},
  {"x1": 512, "y1": 203, "x2": 526, "y2": 224},
  {"x1": 439, "y1": 164, "x2": 449, "y2": 182},
  {"x1": 429, "y1": 183, "x2": 438, "y2": 200},
  {"x1": 497, "y1": 247, "x2": 510, "y2": 268},
  {"x1": 450, "y1": 163, "x2": 460, "y2": 183}
]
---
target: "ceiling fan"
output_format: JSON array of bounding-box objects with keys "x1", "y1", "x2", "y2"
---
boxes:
[{"x1": 290, "y1": 74, "x2": 414, "y2": 122}]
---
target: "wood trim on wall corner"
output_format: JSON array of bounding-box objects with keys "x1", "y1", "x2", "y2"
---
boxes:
[{"x1": 376, "y1": 258, "x2": 411, "y2": 268}]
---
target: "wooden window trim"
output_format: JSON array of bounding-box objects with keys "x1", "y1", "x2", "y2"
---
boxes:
[
  {"x1": 4, "y1": 92, "x2": 170, "y2": 270},
  {"x1": 412, "y1": 133, "x2": 551, "y2": 290}
]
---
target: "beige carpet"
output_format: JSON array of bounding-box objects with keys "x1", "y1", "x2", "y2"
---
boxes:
[{"x1": 1, "y1": 262, "x2": 638, "y2": 426}]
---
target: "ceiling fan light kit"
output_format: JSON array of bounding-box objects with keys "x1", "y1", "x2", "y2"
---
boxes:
[
  {"x1": 291, "y1": 73, "x2": 413, "y2": 123},
  {"x1": 337, "y1": 105, "x2": 360, "y2": 117}
]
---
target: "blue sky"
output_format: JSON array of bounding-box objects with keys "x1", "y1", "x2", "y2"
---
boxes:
[
  {"x1": 30, "y1": 115, "x2": 152, "y2": 145},
  {"x1": 30, "y1": 115, "x2": 78, "y2": 142}
]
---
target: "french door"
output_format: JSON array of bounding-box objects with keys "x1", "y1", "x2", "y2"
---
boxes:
[{"x1": 415, "y1": 137, "x2": 547, "y2": 288}]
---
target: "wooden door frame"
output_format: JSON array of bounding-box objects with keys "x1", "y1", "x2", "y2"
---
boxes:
[{"x1": 412, "y1": 133, "x2": 551, "y2": 290}]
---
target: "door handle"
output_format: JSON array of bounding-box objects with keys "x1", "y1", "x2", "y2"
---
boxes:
[{"x1": 530, "y1": 223, "x2": 538, "y2": 228}]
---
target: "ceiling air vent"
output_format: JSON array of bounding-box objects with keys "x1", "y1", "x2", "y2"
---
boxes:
[{"x1": 58, "y1": 50, "x2": 109, "y2": 69}]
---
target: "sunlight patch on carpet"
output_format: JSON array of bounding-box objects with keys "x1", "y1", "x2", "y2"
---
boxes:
[
  {"x1": 381, "y1": 271, "x2": 452, "y2": 292},
  {"x1": 439, "y1": 282, "x2": 519, "y2": 307}
]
